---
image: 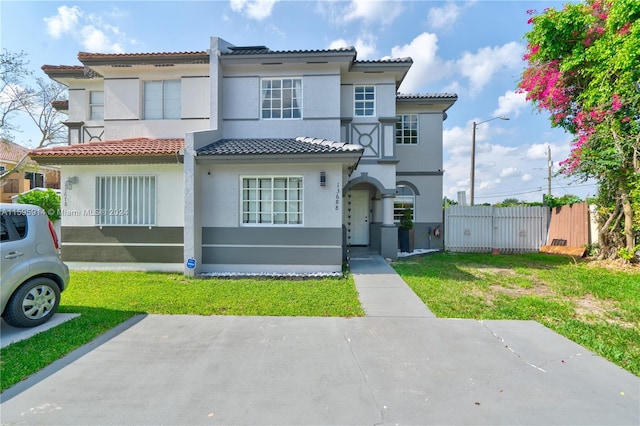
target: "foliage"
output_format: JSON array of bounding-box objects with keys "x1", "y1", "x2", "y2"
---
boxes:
[
  {"x1": 0, "y1": 271, "x2": 364, "y2": 391},
  {"x1": 519, "y1": 0, "x2": 640, "y2": 259},
  {"x1": 399, "y1": 207, "x2": 413, "y2": 230},
  {"x1": 17, "y1": 188, "x2": 61, "y2": 221},
  {"x1": 0, "y1": 49, "x2": 67, "y2": 148},
  {"x1": 543, "y1": 193, "x2": 583, "y2": 208},
  {"x1": 392, "y1": 252, "x2": 640, "y2": 376}
]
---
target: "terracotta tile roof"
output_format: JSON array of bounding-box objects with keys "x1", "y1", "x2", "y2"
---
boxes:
[
  {"x1": 1, "y1": 140, "x2": 30, "y2": 163},
  {"x1": 78, "y1": 51, "x2": 208, "y2": 60},
  {"x1": 197, "y1": 137, "x2": 363, "y2": 156},
  {"x1": 29, "y1": 138, "x2": 184, "y2": 158}
]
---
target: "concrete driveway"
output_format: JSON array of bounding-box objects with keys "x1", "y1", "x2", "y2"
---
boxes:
[{"x1": 1, "y1": 256, "x2": 638, "y2": 425}]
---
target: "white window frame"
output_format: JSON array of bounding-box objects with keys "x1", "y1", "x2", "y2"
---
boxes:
[
  {"x1": 143, "y1": 80, "x2": 181, "y2": 120},
  {"x1": 241, "y1": 176, "x2": 304, "y2": 226},
  {"x1": 95, "y1": 175, "x2": 157, "y2": 226},
  {"x1": 396, "y1": 114, "x2": 418, "y2": 144},
  {"x1": 261, "y1": 78, "x2": 303, "y2": 120},
  {"x1": 89, "y1": 91, "x2": 104, "y2": 121},
  {"x1": 354, "y1": 85, "x2": 375, "y2": 117},
  {"x1": 394, "y1": 185, "x2": 415, "y2": 222}
]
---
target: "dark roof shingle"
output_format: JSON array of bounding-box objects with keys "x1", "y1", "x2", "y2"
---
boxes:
[{"x1": 197, "y1": 137, "x2": 363, "y2": 156}]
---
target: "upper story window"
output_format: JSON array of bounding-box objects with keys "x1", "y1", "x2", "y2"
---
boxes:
[
  {"x1": 396, "y1": 114, "x2": 418, "y2": 144},
  {"x1": 89, "y1": 91, "x2": 104, "y2": 120},
  {"x1": 242, "y1": 176, "x2": 303, "y2": 225},
  {"x1": 143, "y1": 80, "x2": 181, "y2": 120},
  {"x1": 354, "y1": 86, "x2": 375, "y2": 117},
  {"x1": 261, "y1": 78, "x2": 302, "y2": 119}
]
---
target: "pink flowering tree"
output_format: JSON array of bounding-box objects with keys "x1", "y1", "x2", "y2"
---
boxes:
[{"x1": 519, "y1": 0, "x2": 640, "y2": 259}]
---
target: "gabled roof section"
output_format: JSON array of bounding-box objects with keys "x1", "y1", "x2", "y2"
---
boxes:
[
  {"x1": 397, "y1": 93, "x2": 458, "y2": 100},
  {"x1": 396, "y1": 93, "x2": 458, "y2": 113},
  {"x1": 41, "y1": 65, "x2": 92, "y2": 81},
  {"x1": 219, "y1": 44, "x2": 357, "y2": 65},
  {"x1": 29, "y1": 138, "x2": 184, "y2": 163},
  {"x1": 222, "y1": 46, "x2": 356, "y2": 56},
  {"x1": 197, "y1": 137, "x2": 363, "y2": 156},
  {"x1": 77, "y1": 51, "x2": 209, "y2": 67}
]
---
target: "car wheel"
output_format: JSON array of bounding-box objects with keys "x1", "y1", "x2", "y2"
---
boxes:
[{"x1": 3, "y1": 277, "x2": 61, "y2": 328}]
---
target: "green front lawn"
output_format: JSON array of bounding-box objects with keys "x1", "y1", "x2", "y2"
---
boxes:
[
  {"x1": 392, "y1": 252, "x2": 640, "y2": 377},
  {"x1": 1, "y1": 271, "x2": 363, "y2": 392}
]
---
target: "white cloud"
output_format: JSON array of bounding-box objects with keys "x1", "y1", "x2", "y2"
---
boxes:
[
  {"x1": 390, "y1": 33, "x2": 453, "y2": 93},
  {"x1": 230, "y1": 0, "x2": 278, "y2": 21},
  {"x1": 328, "y1": 34, "x2": 377, "y2": 59},
  {"x1": 456, "y1": 42, "x2": 524, "y2": 96},
  {"x1": 522, "y1": 174, "x2": 533, "y2": 182},
  {"x1": 493, "y1": 90, "x2": 527, "y2": 118},
  {"x1": 427, "y1": 2, "x2": 461, "y2": 29},
  {"x1": 338, "y1": 0, "x2": 403, "y2": 26},
  {"x1": 44, "y1": 5, "x2": 82, "y2": 38},
  {"x1": 79, "y1": 26, "x2": 123, "y2": 53},
  {"x1": 43, "y1": 6, "x2": 131, "y2": 53},
  {"x1": 500, "y1": 167, "x2": 520, "y2": 178}
]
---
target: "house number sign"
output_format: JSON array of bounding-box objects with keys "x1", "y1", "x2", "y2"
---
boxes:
[{"x1": 335, "y1": 182, "x2": 340, "y2": 210}]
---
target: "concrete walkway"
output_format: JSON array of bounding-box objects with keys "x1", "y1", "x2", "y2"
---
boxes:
[
  {"x1": 350, "y1": 254, "x2": 435, "y2": 318},
  {"x1": 1, "y1": 256, "x2": 639, "y2": 425}
]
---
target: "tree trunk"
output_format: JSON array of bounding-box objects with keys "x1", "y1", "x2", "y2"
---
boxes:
[{"x1": 619, "y1": 187, "x2": 635, "y2": 253}]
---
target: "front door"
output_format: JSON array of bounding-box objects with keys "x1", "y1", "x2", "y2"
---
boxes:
[{"x1": 348, "y1": 190, "x2": 369, "y2": 245}]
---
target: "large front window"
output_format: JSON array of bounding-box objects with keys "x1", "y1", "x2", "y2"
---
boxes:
[
  {"x1": 354, "y1": 85, "x2": 375, "y2": 116},
  {"x1": 242, "y1": 177, "x2": 303, "y2": 225},
  {"x1": 396, "y1": 114, "x2": 418, "y2": 144},
  {"x1": 261, "y1": 78, "x2": 302, "y2": 119},
  {"x1": 143, "y1": 80, "x2": 181, "y2": 119},
  {"x1": 394, "y1": 185, "x2": 415, "y2": 222},
  {"x1": 95, "y1": 175, "x2": 156, "y2": 225}
]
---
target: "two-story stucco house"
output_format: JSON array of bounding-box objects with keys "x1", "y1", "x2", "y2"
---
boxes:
[{"x1": 30, "y1": 36, "x2": 457, "y2": 275}]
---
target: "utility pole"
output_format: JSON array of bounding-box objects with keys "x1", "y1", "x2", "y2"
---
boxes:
[{"x1": 547, "y1": 145, "x2": 552, "y2": 197}]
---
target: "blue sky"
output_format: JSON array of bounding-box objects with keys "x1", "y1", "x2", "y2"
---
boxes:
[{"x1": 2, "y1": 0, "x2": 596, "y2": 204}]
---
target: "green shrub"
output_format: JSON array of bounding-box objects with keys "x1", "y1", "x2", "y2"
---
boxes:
[{"x1": 17, "y1": 188, "x2": 61, "y2": 222}]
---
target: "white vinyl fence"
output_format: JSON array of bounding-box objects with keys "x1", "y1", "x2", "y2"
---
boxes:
[{"x1": 444, "y1": 206, "x2": 548, "y2": 253}]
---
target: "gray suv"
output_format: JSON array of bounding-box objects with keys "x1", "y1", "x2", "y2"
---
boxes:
[{"x1": 1, "y1": 203, "x2": 70, "y2": 327}]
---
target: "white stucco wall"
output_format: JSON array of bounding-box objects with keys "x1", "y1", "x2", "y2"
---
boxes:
[
  {"x1": 60, "y1": 164, "x2": 184, "y2": 227},
  {"x1": 220, "y1": 73, "x2": 342, "y2": 141},
  {"x1": 395, "y1": 112, "x2": 444, "y2": 172},
  {"x1": 199, "y1": 162, "x2": 343, "y2": 228},
  {"x1": 105, "y1": 79, "x2": 139, "y2": 120}
]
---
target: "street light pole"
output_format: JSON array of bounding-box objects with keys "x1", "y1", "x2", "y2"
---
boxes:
[{"x1": 469, "y1": 116, "x2": 509, "y2": 206}]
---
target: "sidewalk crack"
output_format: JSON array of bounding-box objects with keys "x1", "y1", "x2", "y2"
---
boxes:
[
  {"x1": 343, "y1": 333, "x2": 386, "y2": 426},
  {"x1": 479, "y1": 321, "x2": 547, "y2": 373}
]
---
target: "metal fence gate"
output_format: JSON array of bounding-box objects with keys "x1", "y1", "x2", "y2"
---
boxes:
[{"x1": 444, "y1": 206, "x2": 548, "y2": 253}]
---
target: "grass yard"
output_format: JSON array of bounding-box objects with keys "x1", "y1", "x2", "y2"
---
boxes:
[
  {"x1": 1, "y1": 271, "x2": 364, "y2": 392},
  {"x1": 392, "y1": 252, "x2": 640, "y2": 377}
]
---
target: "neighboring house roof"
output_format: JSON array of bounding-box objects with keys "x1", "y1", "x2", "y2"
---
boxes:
[
  {"x1": 1, "y1": 140, "x2": 30, "y2": 164},
  {"x1": 29, "y1": 138, "x2": 184, "y2": 165},
  {"x1": 197, "y1": 137, "x2": 363, "y2": 156}
]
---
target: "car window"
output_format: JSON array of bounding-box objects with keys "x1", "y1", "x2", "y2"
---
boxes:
[
  {"x1": 12, "y1": 215, "x2": 27, "y2": 238},
  {"x1": 8, "y1": 214, "x2": 28, "y2": 239},
  {"x1": 1, "y1": 213, "x2": 28, "y2": 241},
  {"x1": 0, "y1": 215, "x2": 10, "y2": 242}
]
